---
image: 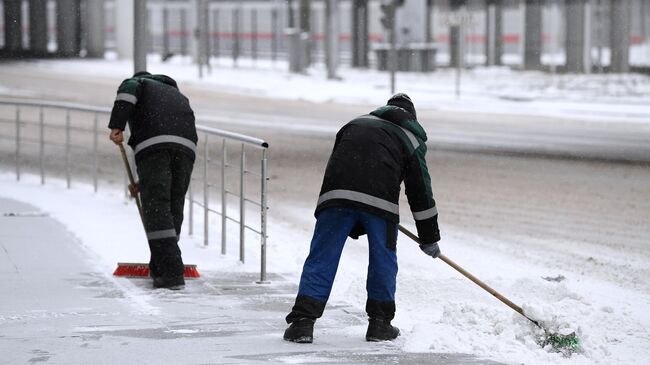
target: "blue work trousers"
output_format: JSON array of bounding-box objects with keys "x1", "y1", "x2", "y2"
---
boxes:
[{"x1": 297, "y1": 207, "x2": 398, "y2": 304}]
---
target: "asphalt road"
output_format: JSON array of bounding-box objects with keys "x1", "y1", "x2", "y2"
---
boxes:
[{"x1": 2, "y1": 61, "x2": 649, "y2": 164}]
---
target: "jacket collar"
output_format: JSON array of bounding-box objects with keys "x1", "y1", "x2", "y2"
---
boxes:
[
  {"x1": 137, "y1": 74, "x2": 179, "y2": 89},
  {"x1": 369, "y1": 105, "x2": 427, "y2": 142}
]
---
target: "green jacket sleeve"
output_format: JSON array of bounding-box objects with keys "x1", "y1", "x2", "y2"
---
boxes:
[
  {"x1": 403, "y1": 143, "x2": 440, "y2": 244},
  {"x1": 108, "y1": 78, "x2": 141, "y2": 130}
]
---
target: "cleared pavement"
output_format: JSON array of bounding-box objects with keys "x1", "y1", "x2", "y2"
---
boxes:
[{"x1": 0, "y1": 197, "x2": 502, "y2": 364}]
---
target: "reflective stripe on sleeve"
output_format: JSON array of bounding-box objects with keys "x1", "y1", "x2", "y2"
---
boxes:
[
  {"x1": 134, "y1": 135, "x2": 197, "y2": 155},
  {"x1": 317, "y1": 189, "x2": 399, "y2": 215},
  {"x1": 146, "y1": 228, "x2": 177, "y2": 241},
  {"x1": 115, "y1": 93, "x2": 137, "y2": 104},
  {"x1": 412, "y1": 206, "x2": 438, "y2": 221}
]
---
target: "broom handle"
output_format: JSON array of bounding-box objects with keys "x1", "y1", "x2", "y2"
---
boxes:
[
  {"x1": 397, "y1": 224, "x2": 540, "y2": 326},
  {"x1": 118, "y1": 143, "x2": 145, "y2": 225}
]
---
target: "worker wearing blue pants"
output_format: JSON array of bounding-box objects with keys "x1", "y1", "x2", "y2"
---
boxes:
[{"x1": 284, "y1": 94, "x2": 442, "y2": 343}]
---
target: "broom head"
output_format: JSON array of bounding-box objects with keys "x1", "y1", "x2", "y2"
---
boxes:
[{"x1": 113, "y1": 262, "x2": 200, "y2": 278}]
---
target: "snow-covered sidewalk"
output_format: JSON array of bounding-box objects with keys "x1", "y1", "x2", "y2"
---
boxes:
[
  {"x1": 2, "y1": 172, "x2": 649, "y2": 364},
  {"x1": 0, "y1": 178, "x2": 506, "y2": 365}
]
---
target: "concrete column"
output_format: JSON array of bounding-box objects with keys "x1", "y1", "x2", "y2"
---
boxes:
[
  {"x1": 4, "y1": 0, "x2": 23, "y2": 53},
  {"x1": 287, "y1": 0, "x2": 295, "y2": 28},
  {"x1": 133, "y1": 0, "x2": 147, "y2": 73},
  {"x1": 180, "y1": 8, "x2": 187, "y2": 55},
  {"x1": 232, "y1": 6, "x2": 241, "y2": 65},
  {"x1": 524, "y1": 0, "x2": 542, "y2": 70},
  {"x1": 449, "y1": 0, "x2": 466, "y2": 68},
  {"x1": 584, "y1": 0, "x2": 592, "y2": 74},
  {"x1": 325, "y1": 0, "x2": 340, "y2": 79},
  {"x1": 299, "y1": 0, "x2": 311, "y2": 67},
  {"x1": 565, "y1": 0, "x2": 589, "y2": 73},
  {"x1": 610, "y1": 0, "x2": 631, "y2": 73},
  {"x1": 426, "y1": 0, "x2": 433, "y2": 42},
  {"x1": 115, "y1": 0, "x2": 133, "y2": 60},
  {"x1": 86, "y1": 0, "x2": 105, "y2": 57},
  {"x1": 189, "y1": 0, "x2": 199, "y2": 65},
  {"x1": 196, "y1": 0, "x2": 209, "y2": 76},
  {"x1": 162, "y1": 7, "x2": 170, "y2": 57},
  {"x1": 486, "y1": 0, "x2": 503, "y2": 66},
  {"x1": 593, "y1": 0, "x2": 605, "y2": 72},
  {"x1": 642, "y1": 0, "x2": 649, "y2": 45},
  {"x1": 548, "y1": 0, "x2": 562, "y2": 73},
  {"x1": 351, "y1": 0, "x2": 369, "y2": 68},
  {"x1": 29, "y1": 0, "x2": 48, "y2": 54},
  {"x1": 299, "y1": 0, "x2": 310, "y2": 32},
  {"x1": 57, "y1": 0, "x2": 81, "y2": 56}
]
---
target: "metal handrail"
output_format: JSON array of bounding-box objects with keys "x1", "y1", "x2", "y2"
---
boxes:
[
  {"x1": 196, "y1": 125, "x2": 269, "y2": 149},
  {"x1": 0, "y1": 98, "x2": 112, "y2": 114},
  {"x1": 0, "y1": 98, "x2": 270, "y2": 283}
]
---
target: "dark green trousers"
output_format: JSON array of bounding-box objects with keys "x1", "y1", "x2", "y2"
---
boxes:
[{"x1": 136, "y1": 149, "x2": 194, "y2": 278}]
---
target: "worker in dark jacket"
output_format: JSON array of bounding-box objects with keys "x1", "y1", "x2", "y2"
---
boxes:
[
  {"x1": 284, "y1": 93, "x2": 441, "y2": 343},
  {"x1": 108, "y1": 71, "x2": 197, "y2": 289}
]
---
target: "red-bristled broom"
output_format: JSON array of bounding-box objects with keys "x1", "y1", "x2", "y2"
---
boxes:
[
  {"x1": 113, "y1": 263, "x2": 200, "y2": 278},
  {"x1": 113, "y1": 143, "x2": 200, "y2": 279}
]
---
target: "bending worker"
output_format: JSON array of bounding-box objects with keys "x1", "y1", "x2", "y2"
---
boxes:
[
  {"x1": 284, "y1": 93, "x2": 442, "y2": 343},
  {"x1": 108, "y1": 71, "x2": 197, "y2": 290}
]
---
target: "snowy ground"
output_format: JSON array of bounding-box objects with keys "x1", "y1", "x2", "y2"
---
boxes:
[
  {"x1": 1, "y1": 170, "x2": 649, "y2": 365},
  {"x1": 1, "y1": 56, "x2": 650, "y2": 364}
]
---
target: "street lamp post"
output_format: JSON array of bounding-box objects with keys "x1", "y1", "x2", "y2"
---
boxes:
[{"x1": 380, "y1": 0, "x2": 404, "y2": 94}]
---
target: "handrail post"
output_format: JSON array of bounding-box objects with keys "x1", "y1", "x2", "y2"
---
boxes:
[
  {"x1": 39, "y1": 107, "x2": 45, "y2": 185},
  {"x1": 239, "y1": 143, "x2": 245, "y2": 263},
  {"x1": 65, "y1": 109, "x2": 71, "y2": 189},
  {"x1": 93, "y1": 112, "x2": 99, "y2": 192},
  {"x1": 221, "y1": 139, "x2": 227, "y2": 255},
  {"x1": 15, "y1": 107, "x2": 20, "y2": 181},
  {"x1": 0, "y1": 99, "x2": 273, "y2": 282},
  {"x1": 258, "y1": 148, "x2": 269, "y2": 284},
  {"x1": 203, "y1": 135, "x2": 209, "y2": 247}
]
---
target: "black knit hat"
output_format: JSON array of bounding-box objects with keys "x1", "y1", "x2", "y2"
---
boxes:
[{"x1": 387, "y1": 93, "x2": 416, "y2": 118}]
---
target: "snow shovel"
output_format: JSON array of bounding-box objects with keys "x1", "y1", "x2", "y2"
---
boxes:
[
  {"x1": 113, "y1": 143, "x2": 200, "y2": 279},
  {"x1": 397, "y1": 224, "x2": 580, "y2": 354}
]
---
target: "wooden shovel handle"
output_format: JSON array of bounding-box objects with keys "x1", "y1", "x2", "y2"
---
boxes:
[
  {"x1": 118, "y1": 143, "x2": 145, "y2": 224},
  {"x1": 398, "y1": 224, "x2": 540, "y2": 327}
]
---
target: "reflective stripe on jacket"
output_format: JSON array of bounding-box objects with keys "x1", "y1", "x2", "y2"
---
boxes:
[{"x1": 315, "y1": 105, "x2": 440, "y2": 244}]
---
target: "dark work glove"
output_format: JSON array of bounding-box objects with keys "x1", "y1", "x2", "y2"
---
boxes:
[
  {"x1": 419, "y1": 242, "x2": 440, "y2": 258},
  {"x1": 128, "y1": 183, "x2": 140, "y2": 198}
]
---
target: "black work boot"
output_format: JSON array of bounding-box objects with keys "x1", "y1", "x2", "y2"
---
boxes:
[
  {"x1": 365, "y1": 318, "x2": 400, "y2": 342},
  {"x1": 152, "y1": 255, "x2": 185, "y2": 290},
  {"x1": 153, "y1": 275, "x2": 185, "y2": 290},
  {"x1": 283, "y1": 318, "x2": 315, "y2": 343}
]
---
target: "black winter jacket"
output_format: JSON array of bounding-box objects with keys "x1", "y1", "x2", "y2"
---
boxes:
[
  {"x1": 315, "y1": 105, "x2": 440, "y2": 244},
  {"x1": 108, "y1": 74, "x2": 198, "y2": 161}
]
